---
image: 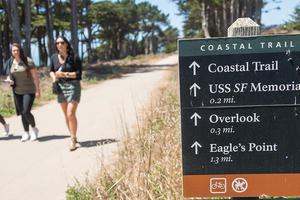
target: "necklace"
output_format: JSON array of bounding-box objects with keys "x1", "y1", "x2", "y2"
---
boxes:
[{"x1": 59, "y1": 53, "x2": 65, "y2": 60}]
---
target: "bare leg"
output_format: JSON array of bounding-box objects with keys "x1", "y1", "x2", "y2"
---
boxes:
[
  {"x1": 60, "y1": 102, "x2": 70, "y2": 131},
  {"x1": 66, "y1": 101, "x2": 78, "y2": 139}
]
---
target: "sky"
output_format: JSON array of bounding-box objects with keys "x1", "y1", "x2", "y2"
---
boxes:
[
  {"x1": 137, "y1": 0, "x2": 300, "y2": 36},
  {"x1": 261, "y1": 0, "x2": 300, "y2": 26}
]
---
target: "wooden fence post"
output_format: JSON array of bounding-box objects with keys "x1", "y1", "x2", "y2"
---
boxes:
[
  {"x1": 184, "y1": 17, "x2": 262, "y2": 200},
  {"x1": 227, "y1": 17, "x2": 260, "y2": 37},
  {"x1": 228, "y1": 17, "x2": 260, "y2": 200}
]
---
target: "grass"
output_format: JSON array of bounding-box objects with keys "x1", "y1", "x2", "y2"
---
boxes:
[
  {"x1": 0, "y1": 90, "x2": 15, "y2": 117},
  {"x1": 0, "y1": 53, "x2": 172, "y2": 117},
  {"x1": 66, "y1": 64, "x2": 182, "y2": 199}
]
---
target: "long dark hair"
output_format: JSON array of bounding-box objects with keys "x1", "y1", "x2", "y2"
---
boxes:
[
  {"x1": 11, "y1": 43, "x2": 30, "y2": 77},
  {"x1": 11, "y1": 43, "x2": 28, "y2": 66},
  {"x1": 55, "y1": 36, "x2": 75, "y2": 65}
]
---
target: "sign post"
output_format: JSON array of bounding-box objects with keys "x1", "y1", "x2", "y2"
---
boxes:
[{"x1": 179, "y1": 29, "x2": 300, "y2": 198}]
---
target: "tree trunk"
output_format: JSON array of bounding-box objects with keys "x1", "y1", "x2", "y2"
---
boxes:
[
  {"x1": 117, "y1": 30, "x2": 122, "y2": 58},
  {"x1": 54, "y1": 0, "x2": 60, "y2": 38},
  {"x1": 230, "y1": 0, "x2": 236, "y2": 25},
  {"x1": 24, "y1": 0, "x2": 31, "y2": 57},
  {"x1": 141, "y1": 36, "x2": 145, "y2": 54},
  {"x1": 42, "y1": 37, "x2": 48, "y2": 66},
  {"x1": 0, "y1": 19, "x2": 3, "y2": 73},
  {"x1": 87, "y1": 25, "x2": 93, "y2": 63},
  {"x1": 149, "y1": 30, "x2": 154, "y2": 54},
  {"x1": 10, "y1": 0, "x2": 22, "y2": 43},
  {"x1": 236, "y1": 0, "x2": 240, "y2": 18},
  {"x1": 45, "y1": 0, "x2": 55, "y2": 58},
  {"x1": 80, "y1": 32, "x2": 84, "y2": 60},
  {"x1": 222, "y1": 0, "x2": 228, "y2": 36},
  {"x1": 2, "y1": 0, "x2": 10, "y2": 60},
  {"x1": 248, "y1": 0, "x2": 254, "y2": 17},
  {"x1": 4, "y1": 16, "x2": 10, "y2": 60},
  {"x1": 255, "y1": 0, "x2": 263, "y2": 25},
  {"x1": 201, "y1": 1, "x2": 210, "y2": 38},
  {"x1": 241, "y1": 0, "x2": 246, "y2": 17},
  {"x1": 70, "y1": 0, "x2": 79, "y2": 55},
  {"x1": 144, "y1": 36, "x2": 149, "y2": 55},
  {"x1": 132, "y1": 32, "x2": 138, "y2": 56},
  {"x1": 214, "y1": 9, "x2": 221, "y2": 36},
  {"x1": 82, "y1": 0, "x2": 93, "y2": 63},
  {"x1": 37, "y1": 34, "x2": 43, "y2": 67}
]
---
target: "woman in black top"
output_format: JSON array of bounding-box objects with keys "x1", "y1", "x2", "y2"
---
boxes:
[{"x1": 50, "y1": 36, "x2": 82, "y2": 151}]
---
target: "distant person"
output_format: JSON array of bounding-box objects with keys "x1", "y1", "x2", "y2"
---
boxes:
[
  {"x1": 0, "y1": 114, "x2": 9, "y2": 136},
  {"x1": 49, "y1": 36, "x2": 82, "y2": 151},
  {"x1": 4, "y1": 43, "x2": 40, "y2": 141}
]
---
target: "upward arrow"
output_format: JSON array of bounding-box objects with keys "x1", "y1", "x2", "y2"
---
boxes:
[
  {"x1": 189, "y1": 83, "x2": 200, "y2": 97},
  {"x1": 188, "y1": 61, "x2": 200, "y2": 76},
  {"x1": 190, "y1": 112, "x2": 201, "y2": 126},
  {"x1": 191, "y1": 141, "x2": 202, "y2": 155}
]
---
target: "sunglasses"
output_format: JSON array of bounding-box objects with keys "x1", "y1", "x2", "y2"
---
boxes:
[{"x1": 56, "y1": 41, "x2": 65, "y2": 45}]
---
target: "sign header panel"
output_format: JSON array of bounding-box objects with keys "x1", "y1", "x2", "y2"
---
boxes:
[{"x1": 179, "y1": 34, "x2": 300, "y2": 57}]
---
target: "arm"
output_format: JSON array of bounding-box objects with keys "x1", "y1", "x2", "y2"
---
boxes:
[
  {"x1": 50, "y1": 71, "x2": 56, "y2": 83},
  {"x1": 50, "y1": 55, "x2": 57, "y2": 82},
  {"x1": 4, "y1": 57, "x2": 15, "y2": 86},
  {"x1": 30, "y1": 68, "x2": 40, "y2": 99},
  {"x1": 55, "y1": 71, "x2": 77, "y2": 79},
  {"x1": 4, "y1": 75, "x2": 14, "y2": 86},
  {"x1": 74, "y1": 55, "x2": 82, "y2": 79},
  {"x1": 55, "y1": 55, "x2": 82, "y2": 79}
]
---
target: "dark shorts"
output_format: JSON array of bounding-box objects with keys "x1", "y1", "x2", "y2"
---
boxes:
[{"x1": 57, "y1": 80, "x2": 81, "y2": 103}]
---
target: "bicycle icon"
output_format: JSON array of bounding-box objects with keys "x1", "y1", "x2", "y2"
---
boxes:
[
  {"x1": 232, "y1": 177, "x2": 248, "y2": 193},
  {"x1": 212, "y1": 182, "x2": 225, "y2": 190},
  {"x1": 210, "y1": 178, "x2": 226, "y2": 193}
]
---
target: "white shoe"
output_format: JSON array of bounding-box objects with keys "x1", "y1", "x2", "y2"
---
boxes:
[
  {"x1": 30, "y1": 128, "x2": 39, "y2": 141},
  {"x1": 21, "y1": 133, "x2": 30, "y2": 142},
  {"x1": 2, "y1": 124, "x2": 9, "y2": 136}
]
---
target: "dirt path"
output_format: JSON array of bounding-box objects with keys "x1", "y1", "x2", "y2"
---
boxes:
[{"x1": 0, "y1": 55, "x2": 178, "y2": 200}]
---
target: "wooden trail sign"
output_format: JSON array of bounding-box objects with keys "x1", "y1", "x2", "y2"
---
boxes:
[{"x1": 179, "y1": 33, "x2": 300, "y2": 198}]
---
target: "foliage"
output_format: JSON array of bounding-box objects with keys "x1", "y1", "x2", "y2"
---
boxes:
[
  {"x1": 172, "y1": 0, "x2": 266, "y2": 38},
  {"x1": 161, "y1": 27, "x2": 179, "y2": 53},
  {"x1": 66, "y1": 178, "x2": 96, "y2": 200},
  {"x1": 284, "y1": 4, "x2": 300, "y2": 31}
]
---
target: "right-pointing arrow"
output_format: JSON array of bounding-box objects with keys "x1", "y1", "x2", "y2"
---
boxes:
[
  {"x1": 191, "y1": 141, "x2": 202, "y2": 155},
  {"x1": 189, "y1": 83, "x2": 200, "y2": 97},
  {"x1": 190, "y1": 112, "x2": 201, "y2": 126}
]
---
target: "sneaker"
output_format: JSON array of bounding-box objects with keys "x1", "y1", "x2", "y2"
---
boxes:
[
  {"x1": 30, "y1": 128, "x2": 39, "y2": 141},
  {"x1": 21, "y1": 133, "x2": 30, "y2": 142},
  {"x1": 2, "y1": 124, "x2": 9, "y2": 136}
]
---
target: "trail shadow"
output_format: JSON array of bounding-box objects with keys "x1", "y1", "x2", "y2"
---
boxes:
[
  {"x1": 0, "y1": 135, "x2": 20, "y2": 141},
  {"x1": 37, "y1": 135, "x2": 69, "y2": 142},
  {"x1": 79, "y1": 138, "x2": 118, "y2": 148},
  {"x1": 0, "y1": 135, "x2": 69, "y2": 141}
]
